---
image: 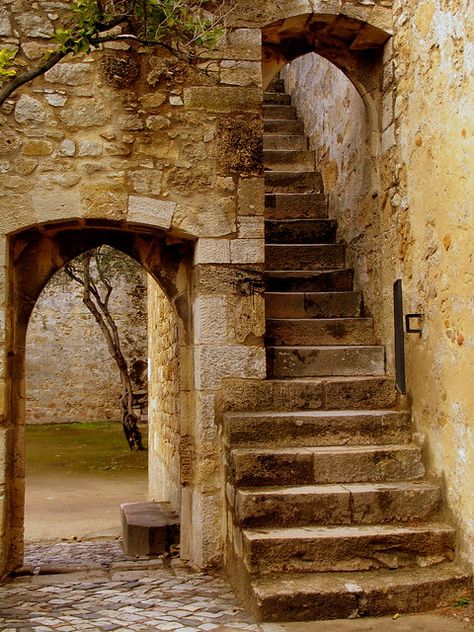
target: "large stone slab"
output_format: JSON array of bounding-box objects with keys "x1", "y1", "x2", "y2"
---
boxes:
[{"x1": 121, "y1": 501, "x2": 179, "y2": 556}]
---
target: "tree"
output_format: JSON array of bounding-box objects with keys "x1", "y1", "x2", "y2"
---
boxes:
[
  {"x1": 63, "y1": 246, "x2": 147, "y2": 451},
  {"x1": 0, "y1": 0, "x2": 228, "y2": 107}
]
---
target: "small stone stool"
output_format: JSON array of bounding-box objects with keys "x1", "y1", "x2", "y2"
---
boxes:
[{"x1": 120, "y1": 501, "x2": 180, "y2": 556}]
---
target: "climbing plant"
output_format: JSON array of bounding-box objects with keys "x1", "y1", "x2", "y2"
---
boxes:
[{"x1": 0, "y1": 0, "x2": 227, "y2": 106}]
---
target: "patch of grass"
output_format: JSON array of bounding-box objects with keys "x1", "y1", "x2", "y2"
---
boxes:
[
  {"x1": 454, "y1": 597, "x2": 471, "y2": 608},
  {"x1": 26, "y1": 422, "x2": 148, "y2": 478}
]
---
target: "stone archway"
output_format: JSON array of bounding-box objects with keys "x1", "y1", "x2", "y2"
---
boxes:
[{"x1": 2, "y1": 219, "x2": 193, "y2": 573}]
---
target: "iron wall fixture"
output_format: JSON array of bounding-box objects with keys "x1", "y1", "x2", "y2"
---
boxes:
[{"x1": 405, "y1": 313, "x2": 424, "y2": 334}]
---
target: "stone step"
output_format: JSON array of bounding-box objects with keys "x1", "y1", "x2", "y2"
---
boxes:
[
  {"x1": 250, "y1": 564, "x2": 471, "y2": 621},
  {"x1": 224, "y1": 409, "x2": 411, "y2": 449},
  {"x1": 218, "y1": 377, "x2": 400, "y2": 412},
  {"x1": 242, "y1": 523, "x2": 455, "y2": 574},
  {"x1": 267, "y1": 345, "x2": 385, "y2": 378},
  {"x1": 265, "y1": 171, "x2": 324, "y2": 194},
  {"x1": 265, "y1": 219, "x2": 337, "y2": 244},
  {"x1": 265, "y1": 193, "x2": 328, "y2": 219},
  {"x1": 263, "y1": 104, "x2": 298, "y2": 119},
  {"x1": 234, "y1": 481, "x2": 442, "y2": 528},
  {"x1": 230, "y1": 444, "x2": 425, "y2": 487},
  {"x1": 263, "y1": 92, "x2": 292, "y2": 105},
  {"x1": 265, "y1": 244, "x2": 345, "y2": 271},
  {"x1": 266, "y1": 318, "x2": 376, "y2": 346},
  {"x1": 120, "y1": 501, "x2": 180, "y2": 556},
  {"x1": 265, "y1": 292, "x2": 362, "y2": 319},
  {"x1": 266, "y1": 270, "x2": 354, "y2": 292},
  {"x1": 264, "y1": 150, "x2": 315, "y2": 171},
  {"x1": 264, "y1": 119, "x2": 305, "y2": 134},
  {"x1": 268, "y1": 78, "x2": 285, "y2": 93},
  {"x1": 264, "y1": 134, "x2": 307, "y2": 151}
]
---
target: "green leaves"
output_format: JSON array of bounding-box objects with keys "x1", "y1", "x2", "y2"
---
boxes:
[{"x1": 0, "y1": 49, "x2": 17, "y2": 78}]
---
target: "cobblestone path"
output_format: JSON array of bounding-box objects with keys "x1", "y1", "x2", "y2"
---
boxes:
[{"x1": 0, "y1": 539, "x2": 261, "y2": 632}]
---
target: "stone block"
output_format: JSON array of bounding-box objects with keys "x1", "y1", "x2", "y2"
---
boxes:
[
  {"x1": 45, "y1": 63, "x2": 92, "y2": 86},
  {"x1": 222, "y1": 28, "x2": 262, "y2": 61},
  {"x1": 184, "y1": 87, "x2": 261, "y2": 112},
  {"x1": 128, "y1": 195, "x2": 176, "y2": 229},
  {"x1": 120, "y1": 501, "x2": 179, "y2": 556},
  {"x1": 220, "y1": 61, "x2": 262, "y2": 87},
  {"x1": 17, "y1": 12, "x2": 54, "y2": 38},
  {"x1": 194, "y1": 239, "x2": 231, "y2": 265},
  {"x1": 230, "y1": 239, "x2": 265, "y2": 264},
  {"x1": 194, "y1": 344, "x2": 265, "y2": 390},
  {"x1": 193, "y1": 295, "x2": 228, "y2": 344},
  {"x1": 14, "y1": 95, "x2": 46, "y2": 124},
  {"x1": 238, "y1": 177, "x2": 265, "y2": 216}
]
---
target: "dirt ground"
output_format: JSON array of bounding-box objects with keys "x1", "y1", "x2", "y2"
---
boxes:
[{"x1": 25, "y1": 422, "x2": 148, "y2": 541}]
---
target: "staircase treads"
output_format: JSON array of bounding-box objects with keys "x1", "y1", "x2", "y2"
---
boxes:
[
  {"x1": 266, "y1": 318, "x2": 375, "y2": 346},
  {"x1": 250, "y1": 564, "x2": 472, "y2": 621},
  {"x1": 265, "y1": 219, "x2": 337, "y2": 244},
  {"x1": 230, "y1": 444, "x2": 425, "y2": 486},
  {"x1": 265, "y1": 171, "x2": 324, "y2": 194},
  {"x1": 234, "y1": 481, "x2": 442, "y2": 528},
  {"x1": 265, "y1": 193, "x2": 328, "y2": 219},
  {"x1": 266, "y1": 270, "x2": 353, "y2": 292},
  {"x1": 263, "y1": 92, "x2": 291, "y2": 105},
  {"x1": 264, "y1": 134, "x2": 308, "y2": 151},
  {"x1": 263, "y1": 104, "x2": 298, "y2": 119},
  {"x1": 219, "y1": 376, "x2": 400, "y2": 413},
  {"x1": 266, "y1": 345, "x2": 385, "y2": 378},
  {"x1": 265, "y1": 292, "x2": 362, "y2": 319},
  {"x1": 267, "y1": 78, "x2": 285, "y2": 93},
  {"x1": 264, "y1": 149, "x2": 315, "y2": 171},
  {"x1": 224, "y1": 409, "x2": 411, "y2": 448},
  {"x1": 242, "y1": 523, "x2": 455, "y2": 574},
  {"x1": 265, "y1": 244, "x2": 345, "y2": 271},
  {"x1": 264, "y1": 118, "x2": 305, "y2": 134}
]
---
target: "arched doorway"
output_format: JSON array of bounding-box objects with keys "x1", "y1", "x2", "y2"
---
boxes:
[{"x1": 2, "y1": 219, "x2": 193, "y2": 573}]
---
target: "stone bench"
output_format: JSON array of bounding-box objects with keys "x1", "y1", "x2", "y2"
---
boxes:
[{"x1": 120, "y1": 501, "x2": 180, "y2": 556}]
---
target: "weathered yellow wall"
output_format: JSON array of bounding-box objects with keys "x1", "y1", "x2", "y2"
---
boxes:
[{"x1": 392, "y1": 0, "x2": 474, "y2": 564}]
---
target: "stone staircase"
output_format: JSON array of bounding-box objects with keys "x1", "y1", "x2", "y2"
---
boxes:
[{"x1": 221, "y1": 78, "x2": 472, "y2": 621}]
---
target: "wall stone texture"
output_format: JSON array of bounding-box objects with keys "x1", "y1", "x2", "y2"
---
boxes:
[
  {"x1": 1, "y1": 0, "x2": 473, "y2": 582},
  {"x1": 25, "y1": 250, "x2": 148, "y2": 425}
]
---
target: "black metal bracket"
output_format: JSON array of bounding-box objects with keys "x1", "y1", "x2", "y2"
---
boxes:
[{"x1": 405, "y1": 313, "x2": 424, "y2": 334}]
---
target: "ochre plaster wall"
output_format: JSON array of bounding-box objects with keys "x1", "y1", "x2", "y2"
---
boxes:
[
  {"x1": 25, "y1": 257, "x2": 147, "y2": 425},
  {"x1": 391, "y1": 0, "x2": 474, "y2": 566}
]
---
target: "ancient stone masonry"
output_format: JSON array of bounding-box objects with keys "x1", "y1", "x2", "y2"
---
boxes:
[{"x1": 0, "y1": 0, "x2": 473, "y2": 624}]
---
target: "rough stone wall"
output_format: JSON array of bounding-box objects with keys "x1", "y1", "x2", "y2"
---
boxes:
[
  {"x1": 0, "y1": 0, "x2": 267, "y2": 573},
  {"x1": 147, "y1": 277, "x2": 181, "y2": 513},
  {"x1": 284, "y1": 55, "x2": 374, "y2": 306},
  {"x1": 25, "y1": 254, "x2": 147, "y2": 424},
  {"x1": 390, "y1": 0, "x2": 474, "y2": 566}
]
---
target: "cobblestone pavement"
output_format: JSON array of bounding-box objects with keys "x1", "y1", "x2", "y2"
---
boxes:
[{"x1": 1, "y1": 539, "x2": 261, "y2": 632}]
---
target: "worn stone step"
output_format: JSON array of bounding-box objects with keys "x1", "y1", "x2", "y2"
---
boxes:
[
  {"x1": 265, "y1": 292, "x2": 362, "y2": 319},
  {"x1": 263, "y1": 92, "x2": 292, "y2": 105},
  {"x1": 265, "y1": 219, "x2": 336, "y2": 244},
  {"x1": 265, "y1": 171, "x2": 324, "y2": 194},
  {"x1": 218, "y1": 377, "x2": 400, "y2": 413},
  {"x1": 250, "y1": 564, "x2": 471, "y2": 621},
  {"x1": 265, "y1": 245, "x2": 345, "y2": 271},
  {"x1": 234, "y1": 481, "x2": 442, "y2": 528},
  {"x1": 264, "y1": 134, "x2": 307, "y2": 151},
  {"x1": 243, "y1": 523, "x2": 455, "y2": 574},
  {"x1": 224, "y1": 409, "x2": 411, "y2": 449},
  {"x1": 263, "y1": 104, "x2": 298, "y2": 119},
  {"x1": 265, "y1": 193, "x2": 328, "y2": 219},
  {"x1": 267, "y1": 345, "x2": 385, "y2": 378},
  {"x1": 264, "y1": 119, "x2": 305, "y2": 134},
  {"x1": 268, "y1": 78, "x2": 285, "y2": 93},
  {"x1": 266, "y1": 318, "x2": 376, "y2": 346},
  {"x1": 264, "y1": 150, "x2": 315, "y2": 171},
  {"x1": 230, "y1": 444, "x2": 425, "y2": 487},
  {"x1": 266, "y1": 270, "x2": 354, "y2": 292}
]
